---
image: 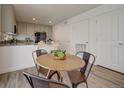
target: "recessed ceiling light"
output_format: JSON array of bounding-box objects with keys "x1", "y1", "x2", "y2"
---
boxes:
[
  {"x1": 49, "y1": 21, "x2": 52, "y2": 24},
  {"x1": 32, "y1": 18, "x2": 36, "y2": 21}
]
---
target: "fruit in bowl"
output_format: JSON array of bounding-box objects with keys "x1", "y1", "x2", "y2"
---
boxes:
[{"x1": 51, "y1": 50, "x2": 66, "y2": 60}]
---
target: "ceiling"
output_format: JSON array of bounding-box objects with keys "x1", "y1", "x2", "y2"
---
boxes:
[{"x1": 13, "y1": 4, "x2": 101, "y2": 25}]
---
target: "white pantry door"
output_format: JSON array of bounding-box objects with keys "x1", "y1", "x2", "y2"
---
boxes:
[
  {"x1": 96, "y1": 8, "x2": 124, "y2": 73},
  {"x1": 70, "y1": 19, "x2": 89, "y2": 54},
  {"x1": 96, "y1": 12, "x2": 112, "y2": 69},
  {"x1": 118, "y1": 11, "x2": 124, "y2": 72}
]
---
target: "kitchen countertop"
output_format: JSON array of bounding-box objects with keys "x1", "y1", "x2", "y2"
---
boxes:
[
  {"x1": 0, "y1": 40, "x2": 58, "y2": 47},
  {"x1": 0, "y1": 42, "x2": 37, "y2": 47}
]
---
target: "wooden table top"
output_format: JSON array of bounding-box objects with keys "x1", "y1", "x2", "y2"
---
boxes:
[{"x1": 36, "y1": 54, "x2": 85, "y2": 71}]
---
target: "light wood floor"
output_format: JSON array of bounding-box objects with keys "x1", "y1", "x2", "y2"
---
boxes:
[{"x1": 0, "y1": 65, "x2": 124, "y2": 88}]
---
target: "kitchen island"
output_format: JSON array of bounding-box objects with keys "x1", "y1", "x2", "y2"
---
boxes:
[
  {"x1": 0, "y1": 44, "x2": 37, "y2": 74},
  {"x1": 0, "y1": 42, "x2": 59, "y2": 74}
]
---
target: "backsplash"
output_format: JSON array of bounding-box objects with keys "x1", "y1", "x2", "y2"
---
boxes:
[{"x1": 16, "y1": 35, "x2": 35, "y2": 41}]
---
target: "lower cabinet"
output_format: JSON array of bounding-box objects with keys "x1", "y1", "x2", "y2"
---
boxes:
[{"x1": 0, "y1": 45, "x2": 37, "y2": 74}]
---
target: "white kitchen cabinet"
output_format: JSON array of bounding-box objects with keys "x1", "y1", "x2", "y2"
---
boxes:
[
  {"x1": 17, "y1": 22, "x2": 52, "y2": 39},
  {"x1": 0, "y1": 5, "x2": 1, "y2": 31},
  {"x1": 17, "y1": 22, "x2": 27, "y2": 35},
  {"x1": 39, "y1": 25, "x2": 52, "y2": 39},
  {"x1": 0, "y1": 44, "x2": 60, "y2": 74},
  {"x1": 43, "y1": 26, "x2": 52, "y2": 39},
  {"x1": 0, "y1": 5, "x2": 2, "y2": 41},
  {"x1": 0, "y1": 45, "x2": 37, "y2": 74},
  {"x1": 40, "y1": 25, "x2": 45, "y2": 32},
  {"x1": 34, "y1": 24, "x2": 40, "y2": 32},
  {"x1": 27, "y1": 23, "x2": 34, "y2": 36},
  {"x1": 46, "y1": 26, "x2": 53, "y2": 39},
  {"x1": 0, "y1": 5, "x2": 1, "y2": 36},
  {"x1": 1, "y1": 5, "x2": 16, "y2": 33}
]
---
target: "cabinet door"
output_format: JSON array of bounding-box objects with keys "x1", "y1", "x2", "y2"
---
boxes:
[
  {"x1": 34, "y1": 24, "x2": 40, "y2": 32},
  {"x1": 17, "y1": 23, "x2": 27, "y2": 35},
  {"x1": 1, "y1": 5, "x2": 16, "y2": 33},
  {"x1": 46, "y1": 26, "x2": 52, "y2": 39},
  {"x1": 0, "y1": 5, "x2": 1, "y2": 33},
  {"x1": 40, "y1": 25, "x2": 45, "y2": 32},
  {"x1": 96, "y1": 12, "x2": 112, "y2": 68},
  {"x1": 118, "y1": 11, "x2": 124, "y2": 73},
  {"x1": 96, "y1": 8, "x2": 124, "y2": 73},
  {"x1": 27, "y1": 23, "x2": 34, "y2": 36}
]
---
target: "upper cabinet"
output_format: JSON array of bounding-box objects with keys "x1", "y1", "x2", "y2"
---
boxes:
[
  {"x1": 34, "y1": 24, "x2": 40, "y2": 33},
  {"x1": 17, "y1": 22, "x2": 27, "y2": 35},
  {"x1": 17, "y1": 22, "x2": 52, "y2": 39},
  {"x1": 27, "y1": 23, "x2": 34, "y2": 36},
  {"x1": 0, "y1": 5, "x2": 1, "y2": 33},
  {"x1": 1, "y1": 5, "x2": 16, "y2": 33},
  {"x1": 0, "y1": 5, "x2": 1, "y2": 40}
]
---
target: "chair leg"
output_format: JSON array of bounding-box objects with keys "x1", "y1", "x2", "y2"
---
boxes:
[
  {"x1": 48, "y1": 71, "x2": 61, "y2": 81},
  {"x1": 60, "y1": 77, "x2": 63, "y2": 82},
  {"x1": 72, "y1": 83, "x2": 77, "y2": 88},
  {"x1": 37, "y1": 71, "x2": 40, "y2": 76},
  {"x1": 36, "y1": 66, "x2": 39, "y2": 76},
  {"x1": 56, "y1": 71, "x2": 61, "y2": 81},
  {"x1": 48, "y1": 71, "x2": 54, "y2": 79},
  {"x1": 85, "y1": 81, "x2": 88, "y2": 88}
]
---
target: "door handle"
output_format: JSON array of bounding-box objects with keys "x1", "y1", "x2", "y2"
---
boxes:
[
  {"x1": 85, "y1": 42, "x2": 88, "y2": 43},
  {"x1": 119, "y1": 43, "x2": 123, "y2": 46}
]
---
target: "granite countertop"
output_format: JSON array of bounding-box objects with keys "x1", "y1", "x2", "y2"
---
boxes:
[{"x1": 0, "y1": 41, "x2": 37, "y2": 47}]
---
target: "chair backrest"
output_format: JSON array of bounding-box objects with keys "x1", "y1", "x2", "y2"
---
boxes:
[
  {"x1": 75, "y1": 51, "x2": 95, "y2": 80},
  {"x1": 23, "y1": 72, "x2": 70, "y2": 88},
  {"x1": 32, "y1": 49, "x2": 48, "y2": 69}
]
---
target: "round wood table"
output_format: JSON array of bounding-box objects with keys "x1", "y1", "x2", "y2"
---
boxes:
[{"x1": 36, "y1": 54, "x2": 85, "y2": 79}]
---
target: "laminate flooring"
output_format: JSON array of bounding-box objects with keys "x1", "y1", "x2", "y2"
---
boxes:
[{"x1": 0, "y1": 65, "x2": 124, "y2": 88}]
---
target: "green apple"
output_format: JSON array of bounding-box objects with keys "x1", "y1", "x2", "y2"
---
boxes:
[
  {"x1": 57, "y1": 52, "x2": 65, "y2": 58},
  {"x1": 51, "y1": 49, "x2": 66, "y2": 58}
]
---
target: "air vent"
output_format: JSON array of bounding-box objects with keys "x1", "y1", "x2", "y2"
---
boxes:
[{"x1": 75, "y1": 43, "x2": 86, "y2": 52}]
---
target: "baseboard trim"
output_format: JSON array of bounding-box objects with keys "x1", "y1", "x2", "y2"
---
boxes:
[{"x1": 97, "y1": 65, "x2": 124, "y2": 75}]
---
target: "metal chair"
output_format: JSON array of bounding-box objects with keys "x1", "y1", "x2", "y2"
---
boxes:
[
  {"x1": 32, "y1": 49, "x2": 61, "y2": 81},
  {"x1": 67, "y1": 51, "x2": 95, "y2": 88},
  {"x1": 23, "y1": 72, "x2": 70, "y2": 88}
]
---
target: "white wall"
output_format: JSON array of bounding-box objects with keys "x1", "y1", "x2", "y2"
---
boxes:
[
  {"x1": 53, "y1": 22, "x2": 71, "y2": 53},
  {"x1": 53, "y1": 22, "x2": 70, "y2": 41},
  {"x1": 53, "y1": 5, "x2": 124, "y2": 54}
]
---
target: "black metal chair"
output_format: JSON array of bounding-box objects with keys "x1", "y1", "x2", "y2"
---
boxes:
[
  {"x1": 67, "y1": 51, "x2": 95, "y2": 88},
  {"x1": 32, "y1": 49, "x2": 61, "y2": 81},
  {"x1": 23, "y1": 72, "x2": 70, "y2": 88}
]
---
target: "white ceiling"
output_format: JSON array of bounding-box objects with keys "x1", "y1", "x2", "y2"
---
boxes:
[{"x1": 13, "y1": 4, "x2": 101, "y2": 25}]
